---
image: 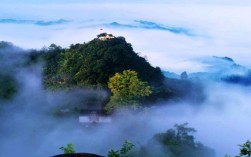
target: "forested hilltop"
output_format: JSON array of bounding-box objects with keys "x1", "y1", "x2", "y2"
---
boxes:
[
  {"x1": 43, "y1": 33, "x2": 164, "y2": 88},
  {"x1": 0, "y1": 34, "x2": 204, "y2": 113}
]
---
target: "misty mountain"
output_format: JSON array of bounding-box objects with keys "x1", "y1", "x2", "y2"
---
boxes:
[
  {"x1": 0, "y1": 37, "x2": 246, "y2": 157},
  {"x1": 162, "y1": 71, "x2": 180, "y2": 79},
  {"x1": 0, "y1": 18, "x2": 69, "y2": 26},
  {"x1": 0, "y1": 41, "x2": 25, "y2": 100},
  {"x1": 43, "y1": 34, "x2": 164, "y2": 88},
  {"x1": 101, "y1": 20, "x2": 192, "y2": 36},
  {"x1": 163, "y1": 56, "x2": 251, "y2": 84},
  {"x1": 0, "y1": 35, "x2": 204, "y2": 106},
  {"x1": 189, "y1": 56, "x2": 251, "y2": 85},
  {"x1": 0, "y1": 41, "x2": 23, "y2": 52},
  {"x1": 190, "y1": 56, "x2": 249, "y2": 78}
]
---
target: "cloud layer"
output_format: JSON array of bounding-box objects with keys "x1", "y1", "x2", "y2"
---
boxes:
[
  {"x1": 1, "y1": 58, "x2": 250, "y2": 157},
  {"x1": 0, "y1": 18, "x2": 69, "y2": 26},
  {"x1": 100, "y1": 20, "x2": 193, "y2": 36},
  {"x1": 0, "y1": 2, "x2": 251, "y2": 73}
]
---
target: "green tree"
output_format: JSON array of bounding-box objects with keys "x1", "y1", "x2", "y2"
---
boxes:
[
  {"x1": 108, "y1": 140, "x2": 134, "y2": 157},
  {"x1": 105, "y1": 70, "x2": 152, "y2": 113},
  {"x1": 236, "y1": 140, "x2": 251, "y2": 157},
  {"x1": 154, "y1": 123, "x2": 197, "y2": 148},
  {"x1": 43, "y1": 44, "x2": 65, "y2": 88},
  {"x1": 59, "y1": 143, "x2": 75, "y2": 154},
  {"x1": 138, "y1": 123, "x2": 215, "y2": 157},
  {"x1": 0, "y1": 73, "x2": 17, "y2": 100}
]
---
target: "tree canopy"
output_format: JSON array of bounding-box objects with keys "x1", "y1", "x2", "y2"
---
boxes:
[
  {"x1": 236, "y1": 140, "x2": 251, "y2": 157},
  {"x1": 0, "y1": 73, "x2": 17, "y2": 100},
  {"x1": 136, "y1": 123, "x2": 215, "y2": 157},
  {"x1": 105, "y1": 70, "x2": 152, "y2": 113},
  {"x1": 44, "y1": 34, "x2": 164, "y2": 88},
  {"x1": 43, "y1": 44, "x2": 64, "y2": 88}
]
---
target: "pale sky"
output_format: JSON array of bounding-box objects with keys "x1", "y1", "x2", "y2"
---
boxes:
[{"x1": 1, "y1": 1, "x2": 251, "y2": 73}]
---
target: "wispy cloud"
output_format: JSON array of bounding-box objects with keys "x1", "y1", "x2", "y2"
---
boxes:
[
  {"x1": 100, "y1": 20, "x2": 193, "y2": 36},
  {"x1": 135, "y1": 20, "x2": 192, "y2": 36},
  {"x1": 0, "y1": 18, "x2": 69, "y2": 26},
  {"x1": 1, "y1": 3, "x2": 251, "y2": 73}
]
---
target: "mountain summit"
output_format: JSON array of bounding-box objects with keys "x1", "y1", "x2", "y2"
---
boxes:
[{"x1": 45, "y1": 33, "x2": 164, "y2": 88}]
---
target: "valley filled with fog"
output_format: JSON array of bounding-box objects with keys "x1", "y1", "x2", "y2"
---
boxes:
[
  {"x1": 1, "y1": 41, "x2": 251, "y2": 157},
  {"x1": 1, "y1": 1, "x2": 251, "y2": 157}
]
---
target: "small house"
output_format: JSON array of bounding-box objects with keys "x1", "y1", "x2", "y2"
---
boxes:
[
  {"x1": 79, "y1": 110, "x2": 112, "y2": 124},
  {"x1": 98, "y1": 33, "x2": 115, "y2": 41}
]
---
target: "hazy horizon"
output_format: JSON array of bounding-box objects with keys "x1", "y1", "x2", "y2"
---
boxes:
[{"x1": 1, "y1": 1, "x2": 251, "y2": 72}]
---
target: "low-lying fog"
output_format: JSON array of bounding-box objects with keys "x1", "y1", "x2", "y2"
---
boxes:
[{"x1": 1, "y1": 61, "x2": 251, "y2": 157}]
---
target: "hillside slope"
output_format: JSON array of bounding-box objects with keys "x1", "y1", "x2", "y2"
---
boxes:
[{"x1": 45, "y1": 34, "x2": 164, "y2": 88}]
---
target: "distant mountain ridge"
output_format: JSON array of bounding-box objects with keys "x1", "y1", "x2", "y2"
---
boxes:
[
  {"x1": 101, "y1": 20, "x2": 193, "y2": 36},
  {"x1": 163, "y1": 56, "x2": 251, "y2": 85}
]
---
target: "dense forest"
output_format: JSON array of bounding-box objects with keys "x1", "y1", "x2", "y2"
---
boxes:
[{"x1": 0, "y1": 34, "x2": 205, "y2": 114}]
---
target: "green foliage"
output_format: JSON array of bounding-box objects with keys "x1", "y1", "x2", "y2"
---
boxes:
[
  {"x1": 105, "y1": 70, "x2": 152, "y2": 113},
  {"x1": 0, "y1": 73, "x2": 17, "y2": 100},
  {"x1": 108, "y1": 140, "x2": 134, "y2": 157},
  {"x1": 53, "y1": 34, "x2": 164, "y2": 88},
  {"x1": 138, "y1": 123, "x2": 215, "y2": 157},
  {"x1": 42, "y1": 44, "x2": 65, "y2": 89},
  {"x1": 40, "y1": 35, "x2": 169, "y2": 107},
  {"x1": 0, "y1": 42, "x2": 22, "y2": 101},
  {"x1": 59, "y1": 143, "x2": 75, "y2": 154},
  {"x1": 154, "y1": 123, "x2": 196, "y2": 147},
  {"x1": 108, "y1": 70, "x2": 152, "y2": 98},
  {"x1": 236, "y1": 140, "x2": 251, "y2": 157},
  {"x1": 24, "y1": 49, "x2": 43, "y2": 66},
  {"x1": 225, "y1": 140, "x2": 251, "y2": 157}
]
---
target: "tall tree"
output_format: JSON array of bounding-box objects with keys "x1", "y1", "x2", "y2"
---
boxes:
[
  {"x1": 43, "y1": 44, "x2": 64, "y2": 88},
  {"x1": 180, "y1": 71, "x2": 188, "y2": 80}
]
